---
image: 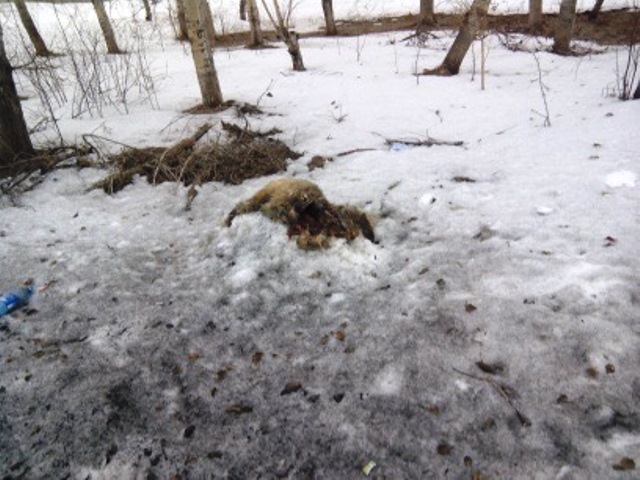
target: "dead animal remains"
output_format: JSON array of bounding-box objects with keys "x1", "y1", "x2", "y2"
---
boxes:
[{"x1": 225, "y1": 178, "x2": 375, "y2": 250}]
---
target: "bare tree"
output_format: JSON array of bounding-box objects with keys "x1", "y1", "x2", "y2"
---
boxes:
[
  {"x1": 634, "y1": 78, "x2": 640, "y2": 99},
  {"x1": 322, "y1": 0, "x2": 338, "y2": 36},
  {"x1": 183, "y1": 0, "x2": 224, "y2": 107},
  {"x1": 175, "y1": 0, "x2": 189, "y2": 40},
  {"x1": 0, "y1": 23, "x2": 34, "y2": 170},
  {"x1": 422, "y1": 0, "x2": 490, "y2": 76},
  {"x1": 142, "y1": 0, "x2": 153, "y2": 21},
  {"x1": 13, "y1": 0, "x2": 54, "y2": 57},
  {"x1": 587, "y1": 0, "x2": 605, "y2": 21},
  {"x1": 528, "y1": 0, "x2": 543, "y2": 31},
  {"x1": 552, "y1": 0, "x2": 577, "y2": 55},
  {"x1": 91, "y1": 0, "x2": 123, "y2": 54},
  {"x1": 240, "y1": 0, "x2": 265, "y2": 46},
  {"x1": 417, "y1": 0, "x2": 436, "y2": 32},
  {"x1": 260, "y1": 0, "x2": 305, "y2": 71}
]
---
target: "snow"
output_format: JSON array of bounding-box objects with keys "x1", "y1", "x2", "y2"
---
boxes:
[{"x1": 1, "y1": 0, "x2": 640, "y2": 479}]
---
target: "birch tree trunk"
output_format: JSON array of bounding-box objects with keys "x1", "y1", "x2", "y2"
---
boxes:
[
  {"x1": 13, "y1": 0, "x2": 53, "y2": 57},
  {"x1": 91, "y1": 0, "x2": 123, "y2": 54},
  {"x1": 183, "y1": 0, "x2": 224, "y2": 107},
  {"x1": 246, "y1": 0, "x2": 264, "y2": 46},
  {"x1": 552, "y1": 0, "x2": 577, "y2": 55},
  {"x1": 422, "y1": 0, "x2": 490, "y2": 76},
  {"x1": 417, "y1": 0, "x2": 436, "y2": 32},
  {"x1": 528, "y1": 0, "x2": 543, "y2": 31},
  {"x1": 634, "y1": 79, "x2": 640, "y2": 100},
  {"x1": 240, "y1": 0, "x2": 264, "y2": 46},
  {"x1": 0, "y1": 23, "x2": 34, "y2": 169},
  {"x1": 322, "y1": 0, "x2": 337, "y2": 36},
  {"x1": 201, "y1": 0, "x2": 217, "y2": 46},
  {"x1": 176, "y1": 0, "x2": 189, "y2": 40}
]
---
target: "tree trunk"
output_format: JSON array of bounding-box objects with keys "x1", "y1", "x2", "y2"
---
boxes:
[
  {"x1": 91, "y1": 0, "x2": 123, "y2": 54},
  {"x1": 260, "y1": 0, "x2": 305, "y2": 71},
  {"x1": 587, "y1": 0, "x2": 605, "y2": 21},
  {"x1": 183, "y1": 0, "x2": 224, "y2": 107},
  {"x1": 285, "y1": 32, "x2": 305, "y2": 71},
  {"x1": 200, "y1": 0, "x2": 217, "y2": 46},
  {"x1": 633, "y1": 78, "x2": 640, "y2": 100},
  {"x1": 245, "y1": 0, "x2": 264, "y2": 47},
  {"x1": 322, "y1": 0, "x2": 338, "y2": 36},
  {"x1": 142, "y1": 0, "x2": 152, "y2": 21},
  {"x1": 417, "y1": 0, "x2": 436, "y2": 32},
  {"x1": 0, "y1": 24, "x2": 34, "y2": 170},
  {"x1": 528, "y1": 0, "x2": 543, "y2": 31},
  {"x1": 176, "y1": 0, "x2": 189, "y2": 40},
  {"x1": 552, "y1": 0, "x2": 577, "y2": 55},
  {"x1": 13, "y1": 0, "x2": 54, "y2": 57},
  {"x1": 422, "y1": 0, "x2": 490, "y2": 76}
]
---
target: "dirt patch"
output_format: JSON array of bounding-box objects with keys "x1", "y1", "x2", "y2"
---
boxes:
[{"x1": 213, "y1": 10, "x2": 640, "y2": 47}]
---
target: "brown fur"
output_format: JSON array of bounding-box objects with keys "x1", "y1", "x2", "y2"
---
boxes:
[{"x1": 225, "y1": 178, "x2": 375, "y2": 250}]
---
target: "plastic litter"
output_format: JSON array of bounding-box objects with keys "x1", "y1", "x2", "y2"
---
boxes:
[
  {"x1": 0, "y1": 279, "x2": 35, "y2": 316},
  {"x1": 390, "y1": 142, "x2": 412, "y2": 152},
  {"x1": 362, "y1": 460, "x2": 377, "y2": 476}
]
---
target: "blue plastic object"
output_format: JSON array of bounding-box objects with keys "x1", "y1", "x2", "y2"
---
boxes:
[{"x1": 0, "y1": 280, "x2": 34, "y2": 316}]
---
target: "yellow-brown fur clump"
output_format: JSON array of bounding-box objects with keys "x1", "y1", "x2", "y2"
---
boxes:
[{"x1": 225, "y1": 178, "x2": 375, "y2": 250}]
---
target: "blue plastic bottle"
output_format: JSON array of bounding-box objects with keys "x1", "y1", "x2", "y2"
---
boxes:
[{"x1": 0, "y1": 280, "x2": 35, "y2": 316}]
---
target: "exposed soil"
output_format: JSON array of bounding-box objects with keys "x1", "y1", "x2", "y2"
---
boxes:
[{"x1": 214, "y1": 9, "x2": 640, "y2": 48}]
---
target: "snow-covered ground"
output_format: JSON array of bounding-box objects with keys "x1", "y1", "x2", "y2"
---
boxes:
[{"x1": 1, "y1": 1, "x2": 639, "y2": 478}]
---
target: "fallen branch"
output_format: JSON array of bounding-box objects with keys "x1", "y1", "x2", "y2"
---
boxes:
[
  {"x1": 384, "y1": 135, "x2": 464, "y2": 148},
  {"x1": 162, "y1": 122, "x2": 212, "y2": 159},
  {"x1": 453, "y1": 367, "x2": 532, "y2": 427},
  {"x1": 0, "y1": 145, "x2": 94, "y2": 194},
  {"x1": 336, "y1": 147, "x2": 378, "y2": 157}
]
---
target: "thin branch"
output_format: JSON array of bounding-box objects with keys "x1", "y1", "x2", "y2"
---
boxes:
[{"x1": 453, "y1": 367, "x2": 532, "y2": 427}]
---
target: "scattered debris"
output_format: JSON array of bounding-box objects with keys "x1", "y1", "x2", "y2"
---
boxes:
[
  {"x1": 280, "y1": 381, "x2": 303, "y2": 395},
  {"x1": 452, "y1": 176, "x2": 476, "y2": 183},
  {"x1": 436, "y1": 442, "x2": 454, "y2": 455},
  {"x1": 473, "y1": 226, "x2": 497, "y2": 241},
  {"x1": 361, "y1": 460, "x2": 377, "y2": 476},
  {"x1": 225, "y1": 403, "x2": 254, "y2": 415},
  {"x1": 612, "y1": 457, "x2": 635, "y2": 471},
  {"x1": 307, "y1": 155, "x2": 332, "y2": 171},
  {"x1": 475, "y1": 360, "x2": 505, "y2": 375}
]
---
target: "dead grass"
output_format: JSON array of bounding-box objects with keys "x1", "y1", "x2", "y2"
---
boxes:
[{"x1": 93, "y1": 121, "x2": 301, "y2": 194}]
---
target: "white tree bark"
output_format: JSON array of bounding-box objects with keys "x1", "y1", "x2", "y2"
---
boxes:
[{"x1": 183, "y1": 0, "x2": 224, "y2": 107}]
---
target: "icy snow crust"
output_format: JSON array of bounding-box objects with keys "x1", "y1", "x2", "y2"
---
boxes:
[{"x1": 1, "y1": 0, "x2": 640, "y2": 479}]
